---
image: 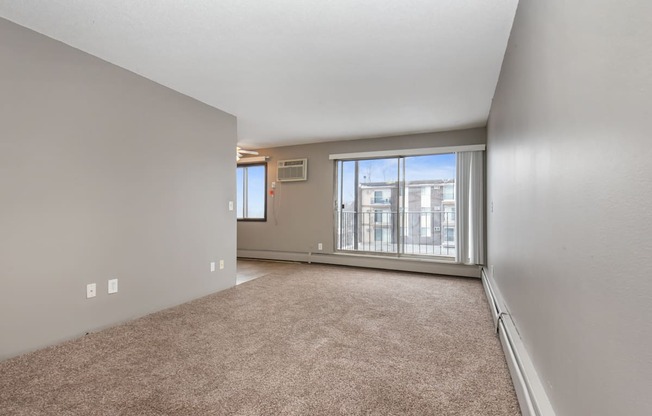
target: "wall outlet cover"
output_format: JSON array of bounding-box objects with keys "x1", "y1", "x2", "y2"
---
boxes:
[
  {"x1": 219, "y1": 260, "x2": 225, "y2": 270},
  {"x1": 86, "y1": 283, "x2": 97, "y2": 299}
]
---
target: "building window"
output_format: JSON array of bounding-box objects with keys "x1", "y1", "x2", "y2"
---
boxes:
[
  {"x1": 236, "y1": 163, "x2": 267, "y2": 221},
  {"x1": 420, "y1": 212, "x2": 432, "y2": 237},
  {"x1": 443, "y1": 184, "x2": 454, "y2": 201},
  {"x1": 421, "y1": 186, "x2": 431, "y2": 208},
  {"x1": 374, "y1": 228, "x2": 383, "y2": 241},
  {"x1": 373, "y1": 190, "x2": 384, "y2": 204},
  {"x1": 443, "y1": 227, "x2": 455, "y2": 247},
  {"x1": 444, "y1": 204, "x2": 456, "y2": 222},
  {"x1": 374, "y1": 209, "x2": 383, "y2": 223}
]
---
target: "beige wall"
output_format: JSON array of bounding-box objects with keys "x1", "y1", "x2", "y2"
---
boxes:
[
  {"x1": 486, "y1": 0, "x2": 652, "y2": 415},
  {"x1": 0, "y1": 18, "x2": 237, "y2": 360},
  {"x1": 238, "y1": 128, "x2": 485, "y2": 277}
]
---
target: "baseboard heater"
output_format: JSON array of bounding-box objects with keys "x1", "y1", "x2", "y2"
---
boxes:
[
  {"x1": 481, "y1": 268, "x2": 556, "y2": 416},
  {"x1": 237, "y1": 249, "x2": 481, "y2": 278}
]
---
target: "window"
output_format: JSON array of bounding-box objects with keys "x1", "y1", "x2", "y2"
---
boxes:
[
  {"x1": 443, "y1": 204, "x2": 456, "y2": 222},
  {"x1": 335, "y1": 154, "x2": 455, "y2": 257},
  {"x1": 443, "y1": 184, "x2": 454, "y2": 200},
  {"x1": 332, "y1": 146, "x2": 485, "y2": 265},
  {"x1": 420, "y1": 212, "x2": 432, "y2": 237},
  {"x1": 443, "y1": 227, "x2": 455, "y2": 247},
  {"x1": 421, "y1": 186, "x2": 431, "y2": 208},
  {"x1": 236, "y1": 163, "x2": 267, "y2": 221}
]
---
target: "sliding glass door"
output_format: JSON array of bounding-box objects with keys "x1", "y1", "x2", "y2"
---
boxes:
[
  {"x1": 336, "y1": 158, "x2": 400, "y2": 254},
  {"x1": 335, "y1": 154, "x2": 457, "y2": 259}
]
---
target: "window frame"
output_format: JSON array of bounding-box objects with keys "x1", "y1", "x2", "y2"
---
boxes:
[
  {"x1": 236, "y1": 162, "x2": 268, "y2": 222},
  {"x1": 334, "y1": 154, "x2": 455, "y2": 260}
]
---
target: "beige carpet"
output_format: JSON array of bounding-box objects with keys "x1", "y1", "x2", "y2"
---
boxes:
[{"x1": 0, "y1": 262, "x2": 520, "y2": 415}]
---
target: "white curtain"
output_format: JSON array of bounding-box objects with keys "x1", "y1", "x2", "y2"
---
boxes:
[{"x1": 456, "y1": 151, "x2": 485, "y2": 265}]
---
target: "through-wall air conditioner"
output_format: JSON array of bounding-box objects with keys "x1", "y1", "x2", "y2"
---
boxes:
[{"x1": 277, "y1": 159, "x2": 308, "y2": 182}]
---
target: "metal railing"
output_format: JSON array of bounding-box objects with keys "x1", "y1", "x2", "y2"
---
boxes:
[{"x1": 336, "y1": 210, "x2": 456, "y2": 257}]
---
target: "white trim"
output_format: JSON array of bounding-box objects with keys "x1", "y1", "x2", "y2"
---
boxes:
[
  {"x1": 482, "y1": 268, "x2": 556, "y2": 416},
  {"x1": 328, "y1": 144, "x2": 486, "y2": 160},
  {"x1": 237, "y1": 249, "x2": 481, "y2": 278},
  {"x1": 499, "y1": 319, "x2": 537, "y2": 416},
  {"x1": 482, "y1": 270, "x2": 500, "y2": 330},
  {"x1": 237, "y1": 156, "x2": 269, "y2": 164}
]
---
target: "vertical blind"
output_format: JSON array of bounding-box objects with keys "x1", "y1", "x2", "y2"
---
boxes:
[{"x1": 456, "y1": 150, "x2": 485, "y2": 265}]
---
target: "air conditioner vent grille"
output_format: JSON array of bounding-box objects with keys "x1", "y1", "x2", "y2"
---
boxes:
[{"x1": 277, "y1": 159, "x2": 307, "y2": 182}]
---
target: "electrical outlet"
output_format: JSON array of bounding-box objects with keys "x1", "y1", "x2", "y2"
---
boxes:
[
  {"x1": 491, "y1": 201, "x2": 494, "y2": 213},
  {"x1": 228, "y1": 201, "x2": 234, "y2": 211},
  {"x1": 210, "y1": 262, "x2": 216, "y2": 272},
  {"x1": 108, "y1": 279, "x2": 118, "y2": 294},
  {"x1": 219, "y1": 260, "x2": 225, "y2": 270},
  {"x1": 317, "y1": 243, "x2": 323, "y2": 251},
  {"x1": 86, "y1": 283, "x2": 96, "y2": 299}
]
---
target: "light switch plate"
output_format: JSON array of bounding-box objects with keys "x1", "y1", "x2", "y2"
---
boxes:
[
  {"x1": 210, "y1": 262, "x2": 216, "y2": 272},
  {"x1": 228, "y1": 201, "x2": 234, "y2": 211},
  {"x1": 108, "y1": 279, "x2": 118, "y2": 294},
  {"x1": 219, "y1": 260, "x2": 225, "y2": 270}
]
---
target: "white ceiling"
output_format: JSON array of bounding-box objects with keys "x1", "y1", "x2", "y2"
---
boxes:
[{"x1": 0, "y1": 0, "x2": 518, "y2": 148}]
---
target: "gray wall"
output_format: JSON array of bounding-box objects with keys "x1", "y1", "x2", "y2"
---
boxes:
[
  {"x1": 486, "y1": 1, "x2": 652, "y2": 415},
  {"x1": 238, "y1": 128, "x2": 485, "y2": 277},
  {"x1": 0, "y1": 18, "x2": 237, "y2": 360}
]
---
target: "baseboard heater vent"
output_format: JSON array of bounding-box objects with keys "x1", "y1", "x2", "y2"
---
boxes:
[{"x1": 481, "y1": 269, "x2": 556, "y2": 416}]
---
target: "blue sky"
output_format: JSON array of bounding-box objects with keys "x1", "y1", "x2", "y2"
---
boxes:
[{"x1": 405, "y1": 154, "x2": 456, "y2": 181}]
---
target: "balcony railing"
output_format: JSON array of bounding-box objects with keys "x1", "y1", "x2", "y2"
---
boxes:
[
  {"x1": 371, "y1": 197, "x2": 390, "y2": 204},
  {"x1": 336, "y1": 210, "x2": 456, "y2": 257}
]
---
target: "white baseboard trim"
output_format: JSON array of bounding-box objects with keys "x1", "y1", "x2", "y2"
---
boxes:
[
  {"x1": 238, "y1": 249, "x2": 481, "y2": 278},
  {"x1": 481, "y1": 268, "x2": 556, "y2": 416}
]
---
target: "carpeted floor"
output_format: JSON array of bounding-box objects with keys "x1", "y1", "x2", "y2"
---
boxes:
[{"x1": 0, "y1": 262, "x2": 520, "y2": 415}]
